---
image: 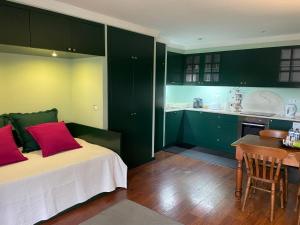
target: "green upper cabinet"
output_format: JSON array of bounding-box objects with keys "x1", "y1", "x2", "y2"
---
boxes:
[
  {"x1": 221, "y1": 47, "x2": 281, "y2": 87},
  {"x1": 0, "y1": 2, "x2": 30, "y2": 47},
  {"x1": 30, "y1": 9, "x2": 71, "y2": 52},
  {"x1": 30, "y1": 8, "x2": 105, "y2": 56},
  {"x1": 70, "y1": 18, "x2": 105, "y2": 55},
  {"x1": 183, "y1": 54, "x2": 201, "y2": 85},
  {"x1": 167, "y1": 51, "x2": 184, "y2": 85},
  {"x1": 277, "y1": 47, "x2": 300, "y2": 87}
]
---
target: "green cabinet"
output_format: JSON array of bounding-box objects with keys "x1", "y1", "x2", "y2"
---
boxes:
[
  {"x1": 108, "y1": 26, "x2": 154, "y2": 168},
  {"x1": 269, "y1": 119, "x2": 293, "y2": 131},
  {"x1": 0, "y1": 2, "x2": 30, "y2": 47},
  {"x1": 182, "y1": 111, "x2": 238, "y2": 154},
  {"x1": 165, "y1": 111, "x2": 184, "y2": 146},
  {"x1": 70, "y1": 18, "x2": 105, "y2": 55},
  {"x1": 30, "y1": 9, "x2": 70, "y2": 52},
  {"x1": 155, "y1": 42, "x2": 166, "y2": 152},
  {"x1": 30, "y1": 8, "x2": 105, "y2": 55},
  {"x1": 221, "y1": 48, "x2": 280, "y2": 87},
  {"x1": 167, "y1": 52, "x2": 184, "y2": 85},
  {"x1": 183, "y1": 54, "x2": 201, "y2": 85}
]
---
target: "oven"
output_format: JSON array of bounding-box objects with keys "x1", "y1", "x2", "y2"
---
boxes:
[{"x1": 238, "y1": 117, "x2": 270, "y2": 137}]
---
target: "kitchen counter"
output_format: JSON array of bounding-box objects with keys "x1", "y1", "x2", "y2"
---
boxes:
[{"x1": 165, "y1": 107, "x2": 300, "y2": 123}]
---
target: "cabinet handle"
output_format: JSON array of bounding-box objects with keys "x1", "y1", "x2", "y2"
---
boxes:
[
  {"x1": 217, "y1": 138, "x2": 220, "y2": 142},
  {"x1": 217, "y1": 126, "x2": 221, "y2": 129}
]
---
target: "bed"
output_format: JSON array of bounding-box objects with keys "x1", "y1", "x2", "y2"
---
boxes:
[{"x1": 0, "y1": 124, "x2": 127, "y2": 225}]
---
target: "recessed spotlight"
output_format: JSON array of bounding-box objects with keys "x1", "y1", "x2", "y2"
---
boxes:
[
  {"x1": 197, "y1": 37, "x2": 203, "y2": 40},
  {"x1": 51, "y1": 51, "x2": 57, "y2": 57},
  {"x1": 261, "y1": 30, "x2": 267, "y2": 33}
]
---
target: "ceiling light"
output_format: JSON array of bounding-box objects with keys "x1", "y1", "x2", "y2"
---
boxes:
[
  {"x1": 197, "y1": 37, "x2": 203, "y2": 40},
  {"x1": 51, "y1": 51, "x2": 57, "y2": 57},
  {"x1": 261, "y1": 30, "x2": 266, "y2": 33}
]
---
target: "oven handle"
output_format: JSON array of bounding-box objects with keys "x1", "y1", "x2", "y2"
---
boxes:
[{"x1": 242, "y1": 122, "x2": 265, "y2": 127}]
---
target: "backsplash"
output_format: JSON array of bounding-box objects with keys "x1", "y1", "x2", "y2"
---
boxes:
[{"x1": 166, "y1": 85, "x2": 300, "y2": 115}]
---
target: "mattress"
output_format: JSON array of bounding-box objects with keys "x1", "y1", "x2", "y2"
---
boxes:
[{"x1": 0, "y1": 138, "x2": 127, "y2": 225}]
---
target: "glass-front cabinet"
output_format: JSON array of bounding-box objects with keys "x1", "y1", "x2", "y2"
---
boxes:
[
  {"x1": 184, "y1": 54, "x2": 200, "y2": 84},
  {"x1": 203, "y1": 53, "x2": 221, "y2": 84},
  {"x1": 279, "y1": 47, "x2": 300, "y2": 84}
]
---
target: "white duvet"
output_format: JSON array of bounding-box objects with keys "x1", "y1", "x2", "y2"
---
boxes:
[{"x1": 0, "y1": 138, "x2": 127, "y2": 225}]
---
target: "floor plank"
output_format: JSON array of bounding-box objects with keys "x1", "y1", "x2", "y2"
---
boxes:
[{"x1": 41, "y1": 151, "x2": 298, "y2": 225}]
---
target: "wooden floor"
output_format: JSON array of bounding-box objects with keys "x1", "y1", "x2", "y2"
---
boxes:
[{"x1": 41, "y1": 151, "x2": 298, "y2": 225}]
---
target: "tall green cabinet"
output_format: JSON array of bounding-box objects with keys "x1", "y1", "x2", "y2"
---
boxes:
[{"x1": 107, "y1": 26, "x2": 154, "y2": 168}]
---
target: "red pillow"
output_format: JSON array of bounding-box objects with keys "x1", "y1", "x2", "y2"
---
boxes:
[
  {"x1": 0, "y1": 125, "x2": 28, "y2": 166},
  {"x1": 26, "y1": 122, "x2": 82, "y2": 157}
]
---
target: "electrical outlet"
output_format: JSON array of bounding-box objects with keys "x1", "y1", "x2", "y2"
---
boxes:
[
  {"x1": 92, "y1": 105, "x2": 99, "y2": 111},
  {"x1": 293, "y1": 122, "x2": 300, "y2": 130}
]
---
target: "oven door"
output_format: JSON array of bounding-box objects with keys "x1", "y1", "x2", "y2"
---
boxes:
[{"x1": 241, "y1": 122, "x2": 265, "y2": 137}]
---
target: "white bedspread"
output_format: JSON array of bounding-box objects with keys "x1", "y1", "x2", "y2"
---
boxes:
[{"x1": 0, "y1": 138, "x2": 127, "y2": 225}]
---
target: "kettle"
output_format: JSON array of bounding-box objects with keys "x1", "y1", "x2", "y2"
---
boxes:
[{"x1": 285, "y1": 104, "x2": 297, "y2": 118}]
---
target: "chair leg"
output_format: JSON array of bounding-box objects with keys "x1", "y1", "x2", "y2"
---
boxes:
[
  {"x1": 270, "y1": 183, "x2": 275, "y2": 222},
  {"x1": 285, "y1": 167, "x2": 288, "y2": 203},
  {"x1": 242, "y1": 177, "x2": 251, "y2": 211},
  {"x1": 280, "y1": 178, "x2": 284, "y2": 209},
  {"x1": 296, "y1": 186, "x2": 300, "y2": 212}
]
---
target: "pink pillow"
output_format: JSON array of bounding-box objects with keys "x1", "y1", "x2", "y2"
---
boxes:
[
  {"x1": 0, "y1": 125, "x2": 28, "y2": 166},
  {"x1": 26, "y1": 122, "x2": 82, "y2": 157}
]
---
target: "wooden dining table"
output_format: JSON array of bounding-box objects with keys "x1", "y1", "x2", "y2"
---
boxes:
[{"x1": 232, "y1": 134, "x2": 300, "y2": 200}]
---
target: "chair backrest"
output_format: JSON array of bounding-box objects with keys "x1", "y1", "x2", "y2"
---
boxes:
[
  {"x1": 259, "y1": 129, "x2": 288, "y2": 139},
  {"x1": 238, "y1": 144, "x2": 288, "y2": 182}
]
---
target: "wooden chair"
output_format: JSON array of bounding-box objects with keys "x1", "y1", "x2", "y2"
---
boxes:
[
  {"x1": 239, "y1": 143, "x2": 288, "y2": 222},
  {"x1": 293, "y1": 152, "x2": 300, "y2": 225},
  {"x1": 259, "y1": 129, "x2": 289, "y2": 203},
  {"x1": 259, "y1": 129, "x2": 288, "y2": 139}
]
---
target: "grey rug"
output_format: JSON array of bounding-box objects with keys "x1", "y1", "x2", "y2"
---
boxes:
[
  {"x1": 80, "y1": 200, "x2": 183, "y2": 225},
  {"x1": 165, "y1": 146, "x2": 236, "y2": 169}
]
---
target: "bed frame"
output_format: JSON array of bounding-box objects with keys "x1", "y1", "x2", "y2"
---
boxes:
[{"x1": 66, "y1": 123, "x2": 121, "y2": 156}]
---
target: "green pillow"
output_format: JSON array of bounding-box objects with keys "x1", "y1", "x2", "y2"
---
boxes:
[
  {"x1": 0, "y1": 114, "x2": 8, "y2": 128},
  {"x1": 9, "y1": 108, "x2": 58, "y2": 152}
]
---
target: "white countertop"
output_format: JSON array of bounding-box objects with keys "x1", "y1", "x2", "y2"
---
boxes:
[{"x1": 165, "y1": 107, "x2": 300, "y2": 122}]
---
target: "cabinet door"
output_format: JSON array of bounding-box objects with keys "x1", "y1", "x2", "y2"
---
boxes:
[
  {"x1": 131, "y1": 32, "x2": 154, "y2": 166},
  {"x1": 269, "y1": 119, "x2": 293, "y2": 131},
  {"x1": 155, "y1": 42, "x2": 166, "y2": 151},
  {"x1": 167, "y1": 52, "x2": 184, "y2": 84},
  {"x1": 165, "y1": 111, "x2": 183, "y2": 146},
  {"x1": 108, "y1": 26, "x2": 154, "y2": 168},
  {"x1": 30, "y1": 9, "x2": 71, "y2": 52},
  {"x1": 0, "y1": 2, "x2": 30, "y2": 47},
  {"x1": 70, "y1": 18, "x2": 105, "y2": 56}
]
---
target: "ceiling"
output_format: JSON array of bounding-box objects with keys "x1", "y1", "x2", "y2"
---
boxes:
[{"x1": 56, "y1": 0, "x2": 300, "y2": 50}]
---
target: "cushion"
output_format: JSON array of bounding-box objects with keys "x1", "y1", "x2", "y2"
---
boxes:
[
  {"x1": 0, "y1": 125, "x2": 28, "y2": 166},
  {"x1": 9, "y1": 108, "x2": 58, "y2": 152},
  {"x1": 26, "y1": 121, "x2": 81, "y2": 157},
  {"x1": 0, "y1": 114, "x2": 8, "y2": 128}
]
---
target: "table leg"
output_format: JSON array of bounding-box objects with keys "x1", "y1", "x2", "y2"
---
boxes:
[{"x1": 235, "y1": 159, "x2": 243, "y2": 200}]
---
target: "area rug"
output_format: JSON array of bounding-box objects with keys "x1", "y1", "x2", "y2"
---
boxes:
[
  {"x1": 165, "y1": 146, "x2": 236, "y2": 169},
  {"x1": 80, "y1": 200, "x2": 183, "y2": 225}
]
